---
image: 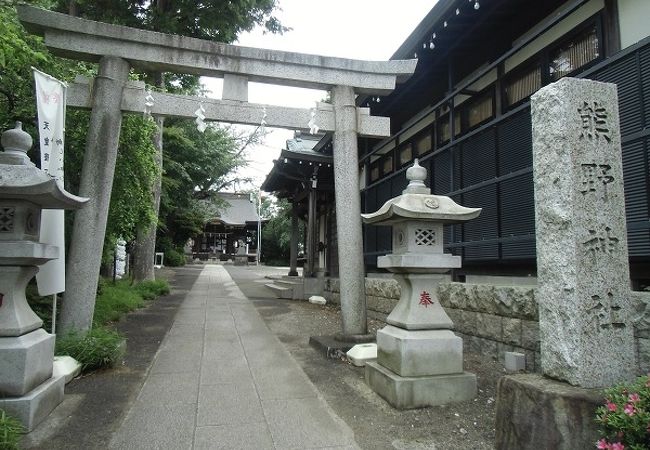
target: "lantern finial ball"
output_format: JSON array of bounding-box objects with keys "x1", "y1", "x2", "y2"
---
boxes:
[
  {"x1": 404, "y1": 159, "x2": 428, "y2": 194},
  {"x1": 1, "y1": 121, "x2": 32, "y2": 155}
]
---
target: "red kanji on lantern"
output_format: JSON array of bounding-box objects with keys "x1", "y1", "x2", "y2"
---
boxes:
[{"x1": 419, "y1": 291, "x2": 434, "y2": 307}]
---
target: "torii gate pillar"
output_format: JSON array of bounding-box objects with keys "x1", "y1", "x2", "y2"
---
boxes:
[
  {"x1": 332, "y1": 85, "x2": 368, "y2": 338},
  {"x1": 60, "y1": 56, "x2": 130, "y2": 332}
]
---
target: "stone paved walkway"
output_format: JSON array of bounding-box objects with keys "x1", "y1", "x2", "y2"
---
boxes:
[{"x1": 109, "y1": 264, "x2": 358, "y2": 450}]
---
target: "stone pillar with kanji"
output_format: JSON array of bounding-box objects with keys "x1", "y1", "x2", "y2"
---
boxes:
[
  {"x1": 362, "y1": 159, "x2": 481, "y2": 409},
  {"x1": 532, "y1": 77, "x2": 636, "y2": 388}
]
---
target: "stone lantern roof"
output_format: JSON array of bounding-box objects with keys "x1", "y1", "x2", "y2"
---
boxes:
[
  {"x1": 0, "y1": 122, "x2": 87, "y2": 209},
  {"x1": 361, "y1": 159, "x2": 481, "y2": 225}
]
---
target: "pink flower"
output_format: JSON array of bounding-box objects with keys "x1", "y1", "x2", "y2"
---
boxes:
[
  {"x1": 596, "y1": 438, "x2": 610, "y2": 449},
  {"x1": 606, "y1": 402, "x2": 618, "y2": 412},
  {"x1": 628, "y1": 393, "x2": 640, "y2": 403},
  {"x1": 624, "y1": 403, "x2": 636, "y2": 416},
  {"x1": 610, "y1": 442, "x2": 625, "y2": 450}
]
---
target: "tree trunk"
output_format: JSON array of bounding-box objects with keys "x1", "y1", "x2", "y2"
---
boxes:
[
  {"x1": 132, "y1": 73, "x2": 164, "y2": 282},
  {"x1": 68, "y1": 1, "x2": 78, "y2": 16}
]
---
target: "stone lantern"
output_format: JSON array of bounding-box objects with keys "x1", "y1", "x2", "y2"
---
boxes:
[
  {"x1": 362, "y1": 159, "x2": 481, "y2": 409},
  {"x1": 0, "y1": 123, "x2": 87, "y2": 430}
]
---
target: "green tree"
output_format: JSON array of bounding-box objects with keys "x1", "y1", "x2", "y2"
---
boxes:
[
  {"x1": 158, "y1": 119, "x2": 259, "y2": 253},
  {"x1": 0, "y1": 4, "x2": 159, "y2": 266},
  {"x1": 0, "y1": 2, "x2": 87, "y2": 135},
  {"x1": 56, "y1": 0, "x2": 287, "y2": 41},
  {"x1": 53, "y1": 0, "x2": 289, "y2": 92},
  {"x1": 49, "y1": 0, "x2": 287, "y2": 279},
  {"x1": 261, "y1": 198, "x2": 302, "y2": 265},
  {"x1": 4, "y1": 0, "x2": 286, "y2": 330}
]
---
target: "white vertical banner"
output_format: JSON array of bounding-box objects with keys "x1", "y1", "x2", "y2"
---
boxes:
[{"x1": 33, "y1": 68, "x2": 67, "y2": 296}]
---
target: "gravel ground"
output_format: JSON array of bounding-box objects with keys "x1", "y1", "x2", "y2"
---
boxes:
[{"x1": 226, "y1": 265, "x2": 503, "y2": 450}]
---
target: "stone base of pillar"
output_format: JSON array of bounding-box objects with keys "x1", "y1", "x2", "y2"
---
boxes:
[
  {"x1": 287, "y1": 270, "x2": 299, "y2": 277},
  {"x1": 365, "y1": 361, "x2": 476, "y2": 409},
  {"x1": 309, "y1": 333, "x2": 375, "y2": 359},
  {"x1": 0, "y1": 370, "x2": 65, "y2": 431},
  {"x1": 303, "y1": 277, "x2": 325, "y2": 297},
  {"x1": 494, "y1": 374, "x2": 601, "y2": 450},
  {"x1": 233, "y1": 255, "x2": 248, "y2": 266}
]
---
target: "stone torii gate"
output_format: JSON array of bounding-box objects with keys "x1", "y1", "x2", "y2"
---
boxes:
[{"x1": 18, "y1": 5, "x2": 417, "y2": 339}]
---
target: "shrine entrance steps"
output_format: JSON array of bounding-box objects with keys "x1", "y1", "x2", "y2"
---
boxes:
[{"x1": 264, "y1": 275, "x2": 305, "y2": 300}]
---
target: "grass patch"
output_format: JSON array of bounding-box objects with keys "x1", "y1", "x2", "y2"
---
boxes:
[
  {"x1": 27, "y1": 276, "x2": 170, "y2": 373},
  {"x1": 26, "y1": 277, "x2": 171, "y2": 331},
  {"x1": 55, "y1": 327, "x2": 125, "y2": 372},
  {"x1": 0, "y1": 409, "x2": 24, "y2": 450},
  {"x1": 93, "y1": 278, "x2": 171, "y2": 326},
  {"x1": 134, "y1": 279, "x2": 171, "y2": 301},
  {"x1": 92, "y1": 279, "x2": 146, "y2": 326},
  {"x1": 58, "y1": 277, "x2": 170, "y2": 372}
]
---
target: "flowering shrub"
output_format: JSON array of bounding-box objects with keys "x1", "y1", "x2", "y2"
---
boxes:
[{"x1": 595, "y1": 374, "x2": 650, "y2": 450}]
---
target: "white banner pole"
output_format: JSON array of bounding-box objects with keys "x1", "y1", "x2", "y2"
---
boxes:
[
  {"x1": 52, "y1": 294, "x2": 57, "y2": 334},
  {"x1": 33, "y1": 68, "x2": 68, "y2": 299}
]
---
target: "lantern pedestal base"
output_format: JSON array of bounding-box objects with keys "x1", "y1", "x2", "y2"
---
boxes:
[
  {"x1": 0, "y1": 329, "x2": 55, "y2": 396},
  {"x1": 385, "y1": 273, "x2": 454, "y2": 330},
  {"x1": 365, "y1": 361, "x2": 476, "y2": 409},
  {"x1": 0, "y1": 368, "x2": 65, "y2": 432},
  {"x1": 377, "y1": 326, "x2": 463, "y2": 377}
]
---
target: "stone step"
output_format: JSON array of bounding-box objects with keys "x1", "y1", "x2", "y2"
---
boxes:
[
  {"x1": 275, "y1": 279, "x2": 302, "y2": 288},
  {"x1": 281, "y1": 275, "x2": 302, "y2": 281},
  {"x1": 264, "y1": 282, "x2": 293, "y2": 299}
]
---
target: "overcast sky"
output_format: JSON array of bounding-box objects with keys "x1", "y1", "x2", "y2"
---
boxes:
[{"x1": 202, "y1": 0, "x2": 439, "y2": 191}]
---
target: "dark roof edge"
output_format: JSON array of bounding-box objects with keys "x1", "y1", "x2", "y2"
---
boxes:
[
  {"x1": 280, "y1": 148, "x2": 332, "y2": 163},
  {"x1": 391, "y1": 0, "x2": 458, "y2": 60}
]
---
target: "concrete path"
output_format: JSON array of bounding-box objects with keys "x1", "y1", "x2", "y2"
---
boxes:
[{"x1": 109, "y1": 264, "x2": 358, "y2": 450}]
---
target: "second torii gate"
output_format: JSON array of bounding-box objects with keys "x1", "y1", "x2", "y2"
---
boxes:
[{"x1": 18, "y1": 5, "x2": 417, "y2": 339}]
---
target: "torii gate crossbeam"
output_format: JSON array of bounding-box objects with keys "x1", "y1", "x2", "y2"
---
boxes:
[
  {"x1": 18, "y1": 6, "x2": 415, "y2": 94},
  {"x1": 66, "y1": 78, "x2": 392, "y2": 138},
  {"x1": 17, "y1": 5, "x2": 417, "y2": 338}
]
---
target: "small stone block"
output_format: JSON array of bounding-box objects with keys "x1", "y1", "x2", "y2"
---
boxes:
[
  {"x1": 308, "y1": 296, "x2": 326, "y2": 305},
  {"x1": 0, "y1": 373, "x2": 65, "y2": 431},
  {"x1": 346, "y1": 343, "x2": 377, "y2": 367},
  {"x1": 365, "y1": 361, "x2": 476, "y2": 409},
  {"x1": 0, "y1": 329, "x2": 55, "y2": 396},
  {"x1": 53, "y1": 356, "x2": 82, "y2": 384},
  {"x1": 222, "y1": 73, "x2": 249, "y2": 102},
  {"x1": 504, "y1": 351, "x2": 526, "y2": 372}
]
